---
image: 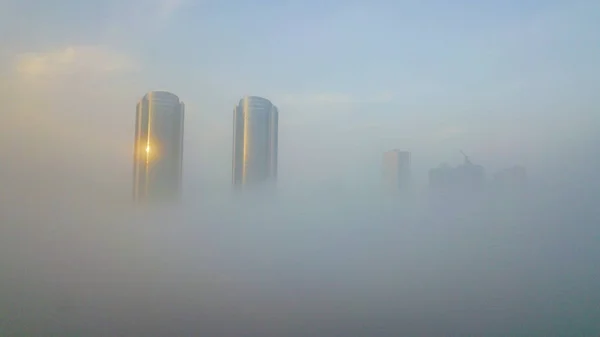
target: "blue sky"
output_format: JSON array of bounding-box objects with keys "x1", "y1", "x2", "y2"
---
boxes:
[{"x1": 1, "y1": 0, "x2": 599, "y2": 194}]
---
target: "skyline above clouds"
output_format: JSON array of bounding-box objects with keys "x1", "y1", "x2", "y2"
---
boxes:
[
  {"x1": 1, "y1": 0, "x2": 599, "y2": 194},
  {"x1": 2, "y1": 2, "x2": 600, "y2": 335}
]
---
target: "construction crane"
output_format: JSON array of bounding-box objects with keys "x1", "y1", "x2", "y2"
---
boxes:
[{"x1": 460, "y1": 150, "x2": 472, "y2": 165}]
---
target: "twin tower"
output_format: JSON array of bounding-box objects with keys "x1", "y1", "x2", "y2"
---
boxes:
[{"x1": 132, "y1": 91, "x2": 279, "y2": 202}]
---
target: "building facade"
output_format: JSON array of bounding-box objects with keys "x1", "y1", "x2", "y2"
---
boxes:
[
  {"x1": 382, "y1": 150, "x2": 411, "y2": 192},
  {"x1": 232, "y1": 96, "x2": 278, "y2": 188},
  {"x1": 132, "y1": 91, "x2": 185, "y2": 202}
]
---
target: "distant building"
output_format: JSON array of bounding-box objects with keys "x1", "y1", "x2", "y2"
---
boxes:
[
  {"x1": 232, "y1": 96, "x2": 279, "y2": 189},
  {"x1": 455, "y1": 161, "x2": 485, "y2": 191},
  {"x1": 382, "y1": 150, "x2": 411, "y2": 193},
  {"x1": 428, "y1": 152, "x2": 485, "y2": 193},
  {"x1": 132, "y1": 91, "x2": 185, "y2": 203},
  {"x1": 428, "y1": 163, "x2": 455, "y2": 190}
]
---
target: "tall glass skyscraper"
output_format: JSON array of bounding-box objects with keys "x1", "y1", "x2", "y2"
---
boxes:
[
  {"x1": 232, "y1": 96, "x2": 279, "y2": 188},
  {"x1": 132, "y1": 91, "x2": 185, "y2": 202}
]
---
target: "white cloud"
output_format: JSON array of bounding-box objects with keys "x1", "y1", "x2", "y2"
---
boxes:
[
  {"x1": 1, "y1": 44, "x2": 145, "y2": 203},
  {"x1": 15, "y1": 45, "x2": 140, "y2": 78}
]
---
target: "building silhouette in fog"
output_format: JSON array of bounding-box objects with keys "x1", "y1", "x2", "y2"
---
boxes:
[
  {"x1": 382, "y1": 149, "x2": 411, "y2": 193},
  {"x1": 428, "y1": 163, "x2": 454, "y2": 190},
  {"x1": 232, "y1": 96, "x2": 279, "y2": 188},
  {"x1": 132, "y1": 91, "x2": 185, "y2": 202},
  {"x1": 429, "y1": 151, "x2": 485, "y2": 193}
]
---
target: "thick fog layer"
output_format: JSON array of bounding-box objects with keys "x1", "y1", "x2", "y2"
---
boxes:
[
  {"x1": 2, "y1": 0, "x2": 600, "y2": 335},
  {"x1": 1, "y1": 172, "x2": 600, "y2": 336}
]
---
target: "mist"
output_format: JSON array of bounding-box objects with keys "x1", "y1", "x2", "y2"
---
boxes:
[
  {"x1": 1, "y1": 85, "x2": 599, "y2": 335},
  {"x1": 2, "y1": 149, "x2": 600, "y2": 336},
  {"x1": 3, "y1": 0, "x2": 600, "y2": 335}
]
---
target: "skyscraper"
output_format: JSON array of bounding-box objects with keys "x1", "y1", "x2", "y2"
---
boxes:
[
  {"x1": 382, "y1": 149, "x2": 411, "y2": 192},
  {"x1": 232, "y1": 96, "x2": 278, "y2": 188},
  {"x1": 132, "y1": 91, "x2": 185, "y2": 202}
]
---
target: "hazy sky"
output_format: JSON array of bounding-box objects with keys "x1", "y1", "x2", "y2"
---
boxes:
[
  {"x1": 1, "y1": 0, "x2": 599, "y2": 197},
  {"x1": 2, "y1": 2, "x2": 600, "y2": 335}
]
